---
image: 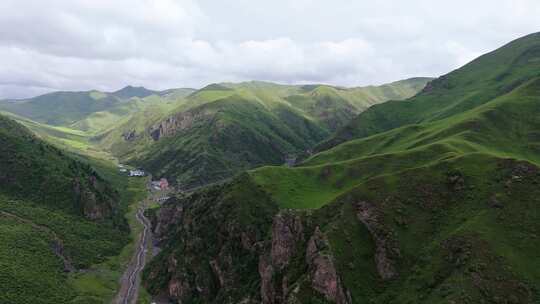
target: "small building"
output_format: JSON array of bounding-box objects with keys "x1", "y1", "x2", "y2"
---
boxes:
[
  {"x1": 151, "y1": 180, "x2": 161, "y2": 190},
  {"x1": 129, "y1": 169, "x2": 145, "y2": 177},
  {"x1": 284, "y1": 154, "x2": 297, "y2": 167},
  {"x1": 156, "y1": 196, "x2": 170, "y2": 203},
  {"x1": 159, "y1": 178, "x2": 169, "y2": 190}
]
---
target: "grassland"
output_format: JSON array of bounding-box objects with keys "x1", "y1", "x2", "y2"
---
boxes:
[{"x1": 319, "y1": 32, "x2": 540, "y2": 152}]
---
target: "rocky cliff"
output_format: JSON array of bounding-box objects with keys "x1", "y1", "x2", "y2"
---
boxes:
[
  {"x1": 143, "y1": 176, "x2": 379, "y2": 304},
  {"x1": 148, "y1": 107, "x2": 216, "y2": 141}
]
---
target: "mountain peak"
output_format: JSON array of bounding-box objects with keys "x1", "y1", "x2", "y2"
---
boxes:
[{"x1": 112, "y1": 85, "x2": 156, "y2": 99}]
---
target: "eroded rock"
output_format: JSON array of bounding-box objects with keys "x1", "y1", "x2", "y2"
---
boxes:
[
  {"x1": 306, "y1": 227, "x2": 351, "y2": 304},
  {"x1": 149, "y1": 108, "x2": 215, "y2": 141},
  {"x1": 271, "y1": 212, "x2": 304, "y2": 270},
  {"x1": 354, "y1": 201, "x2": 399, "y2": 280}
]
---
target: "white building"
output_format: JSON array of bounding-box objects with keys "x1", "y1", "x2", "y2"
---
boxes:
[{"x1": 129, "y1": 169, "x2": 145, "y2": 177}]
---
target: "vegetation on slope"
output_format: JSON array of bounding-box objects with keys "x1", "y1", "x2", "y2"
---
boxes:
[
  {"x1": 143, "y1": 33, "x2": 540, "y2": 303},
  {"x1": 103, "y1": 79, "x2": 430, "y2": 189},
  {"x1": 0, "y1": 86, "x2": 195, "y2": 135},
  {"x1": 318, "y1": 32, "x2": 540, "y2": 152},
  {"x1": 0, "y1": 114, "x2": 143, "y2": 304}
]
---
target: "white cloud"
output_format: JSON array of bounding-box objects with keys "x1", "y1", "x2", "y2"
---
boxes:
[{"x1": 1, "y1": 0, "x2": 540, "y2": 98}]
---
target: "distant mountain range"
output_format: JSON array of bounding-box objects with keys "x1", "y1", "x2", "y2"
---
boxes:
[
  {"x1": 1, "y1": 78, "x2": 431, "y2": 189},
  {"x1": 0, "y1": 86, "x2": 195, "y2": 130}
]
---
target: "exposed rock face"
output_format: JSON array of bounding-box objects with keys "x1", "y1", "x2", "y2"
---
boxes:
[
  {"x1": 145, "y1": 176, "x2": 360, "y2": 304},
  {"x1": 271, "y1": 213, "x2": 305, "y2": 270},
  {"x1": 152, "y1": 199, "x2": 184, "y2": 239},
  {"x1": 149, "y1": 108, "x2": 215, "y2": 141},
  {"x1": 258, "y1": 255, "x2": 276, "y2": 304},
  {"x1": 72, "y1": 175, "x2": 114, "y2": 220},
  {"x1": 259, "y1": 212, "x2": 305, "y2": 304},
  {"x1": 354, "y1": 201, "x2": 400, "y2": 280},
  {"x1": 447, "y1": 171, "x2": 466, "y2": 191},
  {"x1": 306, "y1": 227, "x2": 351, "y2": 304},
  {"x1": 259, "y1": 212, "x2": 350, "y2": 304},
  {"x1": 144, "y1": 181, "x2": 278, "y2": 303},
  {"x1": 122, "y1": 129, "x2": 137, "y2": 141}
]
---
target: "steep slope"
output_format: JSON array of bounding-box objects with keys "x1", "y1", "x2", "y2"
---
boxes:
[
  {"x1": 136, "y1": 95, "x2": 329, "y2": 188},
  {"x1": 318, "y1": 32, "x2": 540, "y2": 152},
  {"x1": 106, "y1": 79, "x2": 430, "y2": 189},
  {"x1": 143, "y1": 33, "x2": 540, "y2": 303},
  {"x1": 0, "y1": 114, "x2": 131, "y2": 303},
  {"x1": 0, "y1": 114, "x2": 122, "y2": 217},
  {"x1": 0, "y1": 90, "x2": 124, "y2": 126}
]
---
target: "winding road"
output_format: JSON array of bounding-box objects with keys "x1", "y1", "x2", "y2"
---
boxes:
[{"x1": 115, "y1": 206, "x2": 152, "y2": 304}]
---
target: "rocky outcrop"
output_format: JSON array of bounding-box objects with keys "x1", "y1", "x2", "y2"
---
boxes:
[
  {"x1": 270, "y1": 213, "x2": 305, "y2": 270},
  {"x1": 145, "y1": 178, "x2": 358, "y2": 304},
  {"x1": 72, "y1": 175, "x2": 114, "y2": 220},
  {"x1": 143, "y1": 180, "x2": 279, "y2": 303},
  {"x1": 152, "y1": 198, "x2": 184, "y2": 240},
  {"x1": 149, "y1": 108, "x2": 215, "y2": 141},
  {"x1": 259, "y1": 212, "x2": 305, "y2": 304},
  {"x1": 259, "y1": 212, "x2": 350, "y2": 304},
  {"x1": 258, "y1": 255, "x2": 276, "y2": 304},
  {"x1": 306, "y1": 227, "x2": 351, "y2": 304},
  {"x1": 354, "y1": 201, "x2": 400, "y2": 280},
  {"x1": 122, "y1": 129, "x2": 137, "y2": 141}
]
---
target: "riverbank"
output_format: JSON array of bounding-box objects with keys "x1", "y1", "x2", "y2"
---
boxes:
[{"x1": 67, "y1": 174, "x2": 148, "y2": 303}]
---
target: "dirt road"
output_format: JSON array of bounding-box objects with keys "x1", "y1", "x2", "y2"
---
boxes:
[{"x1": 115, "y1": 206, "x2": 152, "y2": 304}]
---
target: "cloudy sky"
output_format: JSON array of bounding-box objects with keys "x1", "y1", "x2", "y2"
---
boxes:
[{"x1": 1, "y1": 0, "x2": 539, "y2": 98}]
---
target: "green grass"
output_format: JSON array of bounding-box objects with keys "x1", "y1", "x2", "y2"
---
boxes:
[
  {"x1": 0, "y1": 214, "x2": 75, "y2": 304},
  {"x1": 143, "y1": 32, "x2": 540, "y2": 303},
  {"x1": 319, "y1": 32, "x2": 540, "y2": 152},
  {"x1": 0, "y1": 159, "x2": 148, "y2": 304},
  {"x1": 68, "y1": 177, "x2": 147, "y2": 303},
  {"x1": 0, "y1": 113, "x2": 149, "y2": 303},
  {"x1": 86, "y1": 79, "x2": 429, "y2": 189},
  {"x1": 249, "y1": 76, "x2": 540, "y2": 211}
]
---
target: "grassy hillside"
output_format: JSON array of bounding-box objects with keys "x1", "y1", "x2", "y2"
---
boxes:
[
  {"x1": 143, "y1": 33, "x2": 540, "y2": 303},
  {"x1": 0, "y1": 79, "x2": 429, "y2": 190},
  {"x1": 0, "y1": 86, "x2": 195, "y2": 135},
  {"x1": 102, "y1": 79, "x2": 429, "y2": 189},
  {"x1": 133, "y1": 95, "x2": 329, "y2": 188},
  {"x1": 318, "y1": 32, "x2": 540, "y2": 152},
  {"x1": 0, "y1": 114, "x2": 142, "y2": 304}
]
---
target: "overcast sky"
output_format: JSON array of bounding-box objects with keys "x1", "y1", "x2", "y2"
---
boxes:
[{"x1": 1, "y1": 0, "x2": 539, "y2": 99}]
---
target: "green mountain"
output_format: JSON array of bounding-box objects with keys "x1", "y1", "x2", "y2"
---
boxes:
[
  {"x1": 100, "y1": 79, "x2": 430, "y2": 189},
  {"x1": 143, "y1": 33, "x2": 540, "y2": 303},
  {"x1": 0, "y1": 114, "x2": 131, "y2": 304},
  {"x1": 111, "y1": 85, "x2": 157, "y2": 99},
  {"x1": 0, "y1": 86, "x2": 195, "y2": 134},
  {"x1": 317, "y1": 32, "x2": 540, "y2": 152}
]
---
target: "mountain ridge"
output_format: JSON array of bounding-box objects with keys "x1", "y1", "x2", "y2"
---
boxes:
[{"x1": 95, "y1": 78, "x2": 430, "y2": 189}]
